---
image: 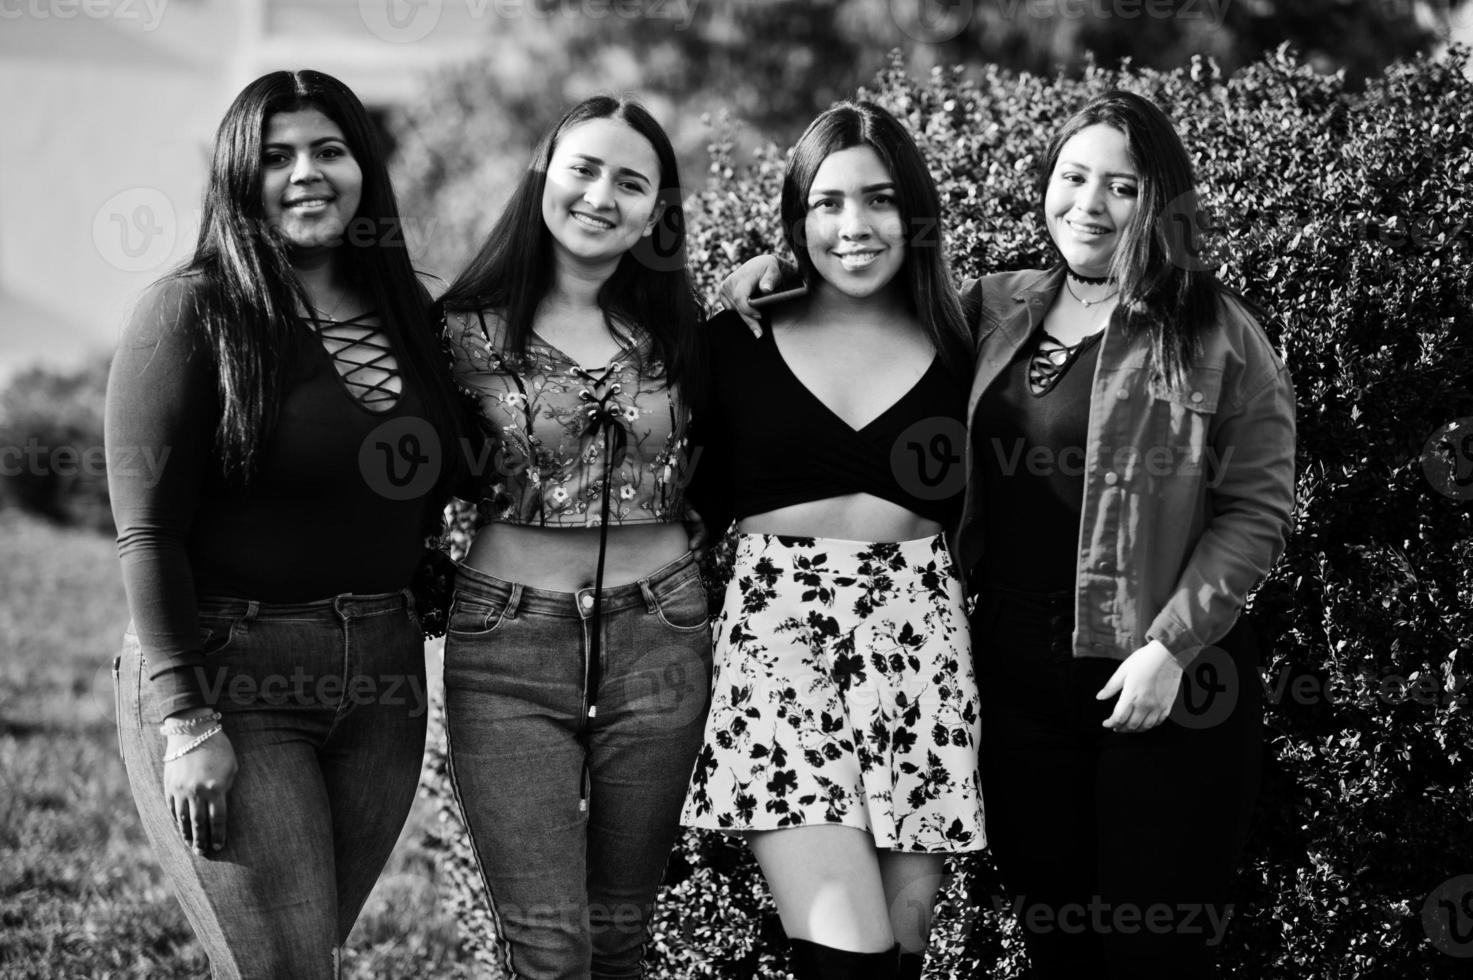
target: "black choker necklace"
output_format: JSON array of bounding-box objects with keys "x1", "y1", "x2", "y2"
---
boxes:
[{"x1": 1066, "y1": 267, "x2": 1113, "y2": 286}]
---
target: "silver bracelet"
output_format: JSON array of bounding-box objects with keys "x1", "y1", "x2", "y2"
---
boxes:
[
  {"x1": 161, "y1": 725, "x2": 223, "y2": 763},
  {"x1": 159, "y1": 710, "x2": 222, "y2": 736}
]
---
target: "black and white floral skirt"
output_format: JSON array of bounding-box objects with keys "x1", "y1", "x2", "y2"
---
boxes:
[{"x1": 681, "y1": 532, "x2": 984, "y2": 853}]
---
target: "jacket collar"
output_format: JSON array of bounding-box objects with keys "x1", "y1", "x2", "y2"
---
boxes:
[{"x1": 997, "y1": 263, "x2": 1067, "y2": 345}]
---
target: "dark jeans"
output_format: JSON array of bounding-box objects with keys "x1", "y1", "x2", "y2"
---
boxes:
[
  {"x1": 973, "y1": 587, "x2": 1262, "y2": 980},
  {"x1": 443, "y1": 552, "x2": 712, "y2": 980},
  {"x1": 115, "y1": 589, "x2": 428, "y2": 980}
]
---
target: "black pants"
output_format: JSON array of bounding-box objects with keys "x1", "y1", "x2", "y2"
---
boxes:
[{"x1": 973, "y1": 587, "x2": 1262, "y2": 980}]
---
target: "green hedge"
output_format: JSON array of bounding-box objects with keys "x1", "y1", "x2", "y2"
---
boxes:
[
  {"x1": 0, "y1": 357, "x2": 113, "y2": 532},
  {"x1": 419, "y1": 46, "x2": 1473, "y2": 978}
]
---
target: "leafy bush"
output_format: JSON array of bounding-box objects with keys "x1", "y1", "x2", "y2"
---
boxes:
[
  {"x1": 417, "y1": 46, "x2": 1473, "y2": 978},
  {"x1": 0, "y1": 357, "x2": 113, "y2": 532}
]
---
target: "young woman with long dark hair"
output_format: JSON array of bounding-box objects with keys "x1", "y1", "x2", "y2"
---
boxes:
[
  {"x1": 106, "y1": 69, "x2": 463, "y2": 979},
  {"x1": 436, "y1": 96, "x2": 709, "y2": 980},
  {"x1": 722, "y1": 90, "x2": 1296, "y2": 980},
  {"x1": 682, "y1": 101, "x2": 985, "y2": 980}
]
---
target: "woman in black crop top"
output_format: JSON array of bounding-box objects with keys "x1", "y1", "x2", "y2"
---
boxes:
[
  {"x1": 434, "y1": 97, "x2": 710, "y2": 980},
  {"x1": 721, "y1": 92, "x2": 1295, "y2": 980},
  {"x1": 105, "y1": 71, "x2": 465, "y2": 977},
  {"x1": 680, "y1": 102, "x2": 984, "y2": 980}
]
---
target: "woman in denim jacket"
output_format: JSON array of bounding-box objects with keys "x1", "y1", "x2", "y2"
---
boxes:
[
  {"x1": 956, "y1": 91, "x2": 1295, "y2": 979},
  {"x1": 721, "y1": 90, "x2": 1295, "y2": 979}
]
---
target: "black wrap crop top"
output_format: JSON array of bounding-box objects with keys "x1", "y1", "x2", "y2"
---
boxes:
[{"x1": 690, "y1": 310, "x2": 969, "y2": 536}]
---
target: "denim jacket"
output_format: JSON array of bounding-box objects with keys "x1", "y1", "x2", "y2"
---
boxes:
[{"x1": 956, "y1": 266, "x2": 1297, "y2": 667}]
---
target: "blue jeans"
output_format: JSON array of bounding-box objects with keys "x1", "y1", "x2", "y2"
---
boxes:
[
  {"x1": 444, "y1": 552, "x2": 712, "y2": 980},
  {"x1": 115, "y1": 589, "x2": 428, "y2": 980}
]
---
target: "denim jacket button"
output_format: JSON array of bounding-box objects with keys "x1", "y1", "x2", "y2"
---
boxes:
[
  {"x1": 1104, "y1": 471, "x2": 1119, "y2": 486},
  {"x1": 1116, "y1": 388, "x2": 1129, "y2": 400},
  {"x1": 1191, "y1": 391, "x2": 1205, "y2": 403},
  {"x1": 1098, "y1": 560, "x2": 1114, "y2": 573}
]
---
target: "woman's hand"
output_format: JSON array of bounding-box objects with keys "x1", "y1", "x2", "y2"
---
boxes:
[
  {"x1": 162, "y1": 713, "x2": 239, "y2": 856},
  {"x1": 717, "y1": 255, "x2": 782, "y2": 337},
  {"x1": 1096, "y1": 640, "x2": 1184, "y2": 733},
  {"x1": 685, "y1": 507, "x2": 711, "y2": 562}
]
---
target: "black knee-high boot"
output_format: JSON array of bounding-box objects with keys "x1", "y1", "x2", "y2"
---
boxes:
[
  {"x1": 896, "y1": 950, "x2": 924, "y2": 980},
  {"x1": 788, "y1": 939, "x2": 899, "y2": 979}
]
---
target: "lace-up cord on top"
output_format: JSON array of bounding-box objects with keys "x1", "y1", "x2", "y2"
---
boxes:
[{"x1": 312, "y1": 311, "x2": 402, "y2": 412}]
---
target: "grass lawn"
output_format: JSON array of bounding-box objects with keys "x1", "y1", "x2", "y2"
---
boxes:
[{"x1": 0, "y1": 510, "x2": 471, "y2": 979}]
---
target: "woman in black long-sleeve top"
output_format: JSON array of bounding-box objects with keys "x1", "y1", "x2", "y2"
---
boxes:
[{"x1": 105, "y1": 70, "x2": 463, "y2": 979}]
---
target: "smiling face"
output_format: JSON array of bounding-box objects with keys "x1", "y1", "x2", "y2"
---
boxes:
[
  {"x1": 259, "y1": 108, "x2": 363, "y2": 251},
  {"x1": 1044, "y1": 123, "x2": 1139, "y2": 278},
  {"x1": 802, "y1": 144, "x2": 906, "y2": 300},
  {"x1": 540, "y1": 116, "x2": 663, "y2": 271}
]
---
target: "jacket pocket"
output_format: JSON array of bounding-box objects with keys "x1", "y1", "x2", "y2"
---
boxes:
[{"x1": 1147, "y1": 367, "x2": 1224, "y2": 477}]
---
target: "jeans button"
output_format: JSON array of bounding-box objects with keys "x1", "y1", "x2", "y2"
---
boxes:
[{"x1": 580, "y1": 594, "x2": 595, "y2": 612}]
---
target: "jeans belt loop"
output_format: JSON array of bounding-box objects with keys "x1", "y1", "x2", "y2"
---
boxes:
[
  {"x1": 637, "y1": 578, "x2": 659, "y2": 615},
  {"x1": 504, "y1": 582, "x2": 523, "y2": 620}
]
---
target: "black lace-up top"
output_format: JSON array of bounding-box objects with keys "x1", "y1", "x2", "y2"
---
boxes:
[
  {"x1": 971, "y1": 324, "x2": 1102, "y2": 592},
  {"x1": 108, "y1": 276, "x2": 441, "y2": 717}
]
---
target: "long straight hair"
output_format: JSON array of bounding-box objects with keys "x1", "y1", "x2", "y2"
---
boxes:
[
  {"x1": 1039, "y1": 90, "x2": 1218, "y2": 388},
  {"x1": 779, "y1": 101, "x2": 973, "y2": 380},
  {"x1": 436, "y1": 96, "x2": 703, "y2": 398},
  {"x1": 175, "y1": 69, "x2": 462, "y2": 485}
]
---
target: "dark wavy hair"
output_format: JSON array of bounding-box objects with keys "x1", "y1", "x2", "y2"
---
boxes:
[
  {"x1": 173, "y1": 69, "x2": 462, "y2": 485},
  {"x1": 1039, "y1": 89, "x2": 1219, "y2": 387},
  {"x1": 779, "y1": 100, "x2": 972, "y2": 380},
  {"x1": 436, "y1": 96, "x2": 703, "y2": 397}
]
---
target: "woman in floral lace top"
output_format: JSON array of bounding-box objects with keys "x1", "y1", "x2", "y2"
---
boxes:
[
  {"x1": 446, "y1": 316, "x2": 693, "y2": 527},
  {"x1": 432, "y1": 96, "x2": 710, "y2": 980}
]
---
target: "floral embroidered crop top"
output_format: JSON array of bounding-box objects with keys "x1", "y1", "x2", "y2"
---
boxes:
[{"x1": 443, "y1": 308, "x2": 694, "y2": 528}]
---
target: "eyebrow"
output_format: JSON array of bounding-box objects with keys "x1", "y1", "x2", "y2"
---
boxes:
[
  {"x1": 570, "y1": 153, "x2": 652, "y2": 184},
  {"x1": 1059, "y1": 159, "x2": 1137, "y2": 180},
  {"x1": 808, "y1": 181, "x2": 897, "y2": 196},
  {"x1": 264, "y1": 136, "x2": 348, "y2": 150}
]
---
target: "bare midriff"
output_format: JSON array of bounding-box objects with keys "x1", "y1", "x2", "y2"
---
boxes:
[
  {"x1": 465, "y1": 522, "x2": 692, "y2": 591},
  {"x1": 739, "y1": 492, "x2": 943, "y2": 543}
]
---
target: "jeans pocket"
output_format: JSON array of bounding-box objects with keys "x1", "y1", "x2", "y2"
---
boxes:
[
  {"x1": 652, "y1": 575, "x2": 710, "y2": 633},
  {"x1": 198, "y1": 616, "x2": 242, "y2": 656},
  {"x1": 447, "y1": 592, "x2": 510, "y2": 637}
]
